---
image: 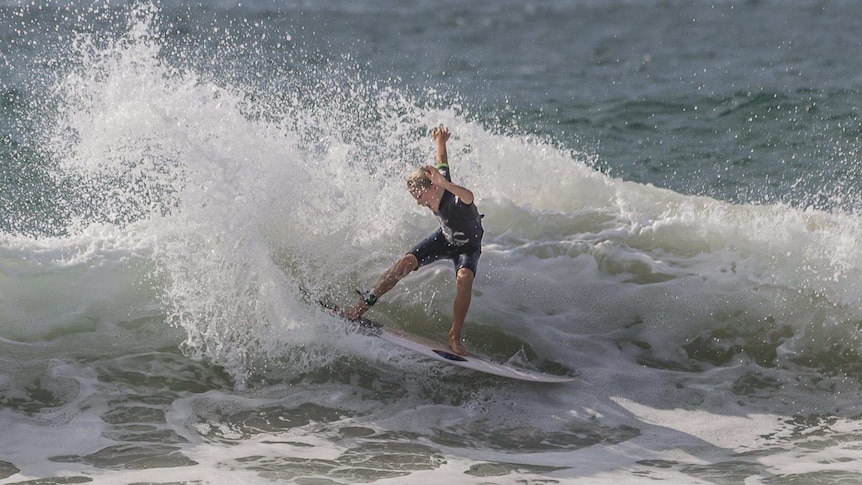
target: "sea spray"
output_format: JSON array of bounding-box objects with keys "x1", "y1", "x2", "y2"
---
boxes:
[
  {"x1": 5, "y1": 2, "x2": 862, "y2": 482},
  {"x1": 25, "y1": 2, "x2": 862, "y2": 388}
]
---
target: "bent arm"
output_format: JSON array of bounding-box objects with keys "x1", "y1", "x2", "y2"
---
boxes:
[
  {"x1": 429, "y1": 126, "x2": 474, "y2": 204},
  {"x1": 426, "y1": 165, "x2": 474, "y2": 205},
  {"x1": 438, "y1": 179, "x2": 474, "y2": 205}
]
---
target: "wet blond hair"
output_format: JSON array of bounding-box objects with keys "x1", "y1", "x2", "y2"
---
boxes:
[{"x1": 406, "y1": 166, "x2": 432, "y2": 190}]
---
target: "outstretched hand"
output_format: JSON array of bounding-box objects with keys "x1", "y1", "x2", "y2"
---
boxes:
[{"x1": 431, "y1": 125, "x2": 450, "y2": 144}]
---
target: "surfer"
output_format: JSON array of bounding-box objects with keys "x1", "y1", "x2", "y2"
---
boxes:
[{"x1": 343, "y1": 125, "x2": 484, "y2": 356}]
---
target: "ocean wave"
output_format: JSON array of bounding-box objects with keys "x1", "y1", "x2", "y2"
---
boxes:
[{"x1": 0, "y1": 3, "x2": 860, "y2": 388}]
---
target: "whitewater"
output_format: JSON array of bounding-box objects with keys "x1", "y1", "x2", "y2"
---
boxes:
[{"x1": 3, "y1": 2, "x2": 862, "y2": 483}]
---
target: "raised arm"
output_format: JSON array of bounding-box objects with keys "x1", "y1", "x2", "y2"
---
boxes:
[{"x1": 431, "y1": 125, "x2": 450, "y2": 167}]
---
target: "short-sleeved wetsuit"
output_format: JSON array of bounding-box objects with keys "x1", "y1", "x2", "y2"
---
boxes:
[{"x1": 408, "y1": 164, "x2": 484, "y2": 274}]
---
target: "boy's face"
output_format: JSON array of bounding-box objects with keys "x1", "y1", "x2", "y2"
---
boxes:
[{"x1": 408, "y1": 184, "x2": 433, "y2": 208}]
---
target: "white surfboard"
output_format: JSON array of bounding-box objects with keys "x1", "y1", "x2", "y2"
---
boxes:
[{"x1": 340, "y1": 312, "x2": 575, "y2": 384}]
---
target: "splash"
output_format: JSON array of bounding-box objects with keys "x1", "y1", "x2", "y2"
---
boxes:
[
  {"x1": 24, "y1": 3, "x2": 862, "y2": 386},
  {"x1": 31, "y1": 3, "x2": 462, "y2": 385}
]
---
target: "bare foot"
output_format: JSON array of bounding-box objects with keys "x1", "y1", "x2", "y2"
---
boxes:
[
  {"x1": 341, "y1": 303, "x2": 366, "y2": 321},
  {"x1": 448, "y1": 332, "x2": 468, "y2": 356}
]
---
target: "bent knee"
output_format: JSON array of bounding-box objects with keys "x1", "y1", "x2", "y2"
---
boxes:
[
  {"x1": 455, "y1": 267, "x2": 475, "y2": 286},
  {"x1": 398, "y1": 254, "x2": 420, "y2": 273}
]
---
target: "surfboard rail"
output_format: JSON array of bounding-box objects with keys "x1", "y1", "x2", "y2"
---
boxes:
[{"x1": 305, "y1": 290, "x2": 574, "y2": 383}]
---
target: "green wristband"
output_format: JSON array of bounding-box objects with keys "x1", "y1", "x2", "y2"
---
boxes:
[{"x1": 356, "y1": 290, "x2": 377, "y2": 306}]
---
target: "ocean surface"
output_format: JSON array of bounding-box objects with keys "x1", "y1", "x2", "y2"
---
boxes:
[{"x1": 2, "y1": 1, "x2": 862, "y2": 483}]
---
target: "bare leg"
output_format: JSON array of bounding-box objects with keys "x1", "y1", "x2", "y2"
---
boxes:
[
  {"x1": 448, "y1": 267, "x2": 474, "y2": 356},
  {"x1": 371, "y1": 254, "x2": 420, "y2": 298},
  {"x1": 343, "y1": 254, "x2": 419, "y2": 320}
]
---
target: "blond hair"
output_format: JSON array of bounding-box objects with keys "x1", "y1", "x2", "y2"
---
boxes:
[{"x1": 406, "y1": 166, "x2": 432, "y2": 189}]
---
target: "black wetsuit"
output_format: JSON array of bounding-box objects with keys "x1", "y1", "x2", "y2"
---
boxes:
[{"x1": 408, "y1": 164, "x2": 484, "y2": 274}]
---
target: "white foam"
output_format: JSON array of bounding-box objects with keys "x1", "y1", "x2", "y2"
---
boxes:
[
  {"x1": 35, "y1": 3, "x2": 862, "y2": 382},
  {"x1": 4, "y1": 4, "x2": 862, "y2": 483},
  {"x1": 611, "y1": 397, "x2": 783, "y2": 450}
]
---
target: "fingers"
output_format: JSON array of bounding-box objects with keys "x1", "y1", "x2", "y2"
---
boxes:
[{"x1": 431, "y1": 124, "x2": 450, "y2": 139}]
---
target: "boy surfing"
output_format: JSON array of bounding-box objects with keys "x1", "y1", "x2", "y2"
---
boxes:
[{"x1": 343, "y1": 126, "x2": 484, "y2": 356}]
